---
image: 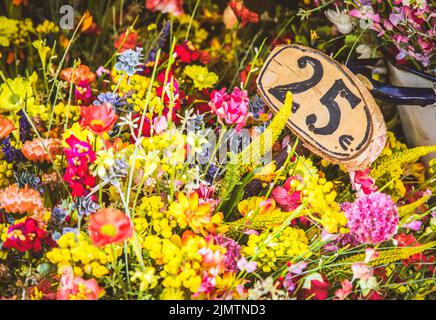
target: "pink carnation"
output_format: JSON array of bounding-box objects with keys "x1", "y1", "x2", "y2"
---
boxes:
[
  {"x1": 209, "y1": 87, "x2": 250, "y2": 132},
  {"x1": 145, "y1": 0, "x2": 184, "y2": 16},
  {"x1": 343, "y1": 192, "x2": 398, "y2": 244}
]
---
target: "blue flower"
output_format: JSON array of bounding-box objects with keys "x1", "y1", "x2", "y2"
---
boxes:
[
  {"x1": 115, "y1": 47, "x2": 144, "y2": 76},
  {"x1": 72, "y1": 197, "x2": 100, "y2": 218},
  {"x1": 249, "y1": 95, "x2": 267, "y2": 120},
  {"x1": 93, "y1": 92, "x2": 125, "y2": 109},
  {"x1": 158, "y1": 21, "x2": 171, "y2": 49},
  {"x1": 52, "y1": 206, "x2": 68, "y2": 222},
  {"x1": 1, "y1": 137, "x2": 24, "y2": 163},
  {"x1": 17, "y1": 110, "x2": 31, "y2": 142}
]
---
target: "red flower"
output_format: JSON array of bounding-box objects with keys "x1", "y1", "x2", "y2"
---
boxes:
[
  {"x1": 88, "y1": 208, "x2": 134, "y2": 247},
  {"x1": 367, "y1": 290, "x2": 383, "y2": 300},
  {"x1": 74, "y1": 81, "x2": 93, "y2": 105},
  {"x1": 80, "y1": 103, "x2": 118, "y2": 135},
  {"x1": 395, "y1": 234, "x2": 418, "y2": 247},
  {"x1": 301, "y1": 275, "x2": 330, "y2": 300},
  {"x1": 114, "y1": 30, "x2": 140, "y2": 52},
  {"x1": 174, "y1": 41, "x2": 203, "y2": 64},
  {"x1": 3, "y1": 218, "x2": 56, "y2": 253},
  {"x1": 63, "y1": 135, "x2": 96, "y2": 197},
  {"x1": 228, "y1": 0, "x2": 259, "y2": 27}
]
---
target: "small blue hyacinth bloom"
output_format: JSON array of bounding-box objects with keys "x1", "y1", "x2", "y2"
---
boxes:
[
  {"x1": 93, "y1": 92, "x2": 125, "y2": 108},
  {"x1": 115, "y1": 47, "x2": 144, "y2": 76}
]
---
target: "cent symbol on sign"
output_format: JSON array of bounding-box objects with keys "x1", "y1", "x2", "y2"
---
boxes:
[{"x1": 257, "y1": 45, "x2": 387, "y2": 171}]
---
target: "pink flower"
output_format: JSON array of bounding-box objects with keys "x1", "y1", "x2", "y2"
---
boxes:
[
  {"x1": 209, "y1": 87, "x2": 250, "y2": 132},
  {"x1": 237, "y1": 257, "x2": 257, "y2": 273},
  {"x1": 145, "y1": 0, "x2": 184, "y2": 16},
  {"x1": 288, "y1": 261, "x2": 307, "y2": 275},
  {"x1": 57, "y1": 266, "x2": 104, "y2": 300},
  {"x1": 334, "y1": 279, "x2": 353, "y2": 300},
  {"x1": 351, "y1": 263, "x2": 373, "y2": 281},
  {"x1": 153, "y1": 115, "x2": 168, "y2": 134},
  {"x1": 271, "y1": 176, "x2": 302, "y2": 211},
  {"x1": 343, "y1": 192, "x2": 398, "y2": 244},
  {"x1": 364, "y1": 248, "x2": 379, "y2": 263},
  {"x1": 349, "y1": 168, "x2": 377, "y2": 196}
]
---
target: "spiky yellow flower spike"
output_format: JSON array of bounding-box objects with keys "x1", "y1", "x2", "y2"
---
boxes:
[
  {"x1": 335, "y1": 240, "x2": 436, "y2": 270},
  {"x1": 398, "y1": 191, "x2": 431, "y2": 218},
  {"x1": 238, "y1": 92, "x2": 293, "y2": 168},
  {"x1": 221, "y1": 92, "x2": 293, "y2": 196},
  {"x1": 372, "y1": 146, "x2": 436, "y2": 180},
  {"x1": 225, "y1": 210, "x2": 300, "y2": 238}
]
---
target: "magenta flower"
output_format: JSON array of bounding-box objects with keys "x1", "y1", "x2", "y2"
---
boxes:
[
  {"x1": 271, "y1": 176, "x2": 302, "y2": 211},
  {"x1": 344, "y1": 192, "x2": 399, "y2": 244},
  {"x1": 209, "y1": 87, "x2": 250, "y2": 132}
]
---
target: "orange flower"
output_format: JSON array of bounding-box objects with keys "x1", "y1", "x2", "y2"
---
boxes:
[
  {"x1": 21, "y1": 138, "x2": 63, "y2": 163},
  {"x1": 79, "y1": 103, "x2": 118, "y2": 135},
  {"x1": 114, "y1": 30, "x2": 140, "y2": 52},
  {"x1": 0, "y1": 184, "x2": 44, "y2": 215},
  {"x1": 88, "y1": 208, "x2": 133, "y2": 247},
  {"x1": 60, "y1": 65, "x2": 96, "y2": 85},
  {"x1": 0, "y1": 116, "x2": 15, "y2": 139}
]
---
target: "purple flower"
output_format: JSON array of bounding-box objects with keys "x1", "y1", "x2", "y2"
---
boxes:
[
  {"x1": 214, "y1": 235, "x2": 241, "y2": 272},
  {"x1": 288, "y1": 262, "x2": 307, "y2": 275},
  {"x1": 237, "y1": 257, "x2": 257, "y2": 273},
  {"x1": 283, "y1": 273, "x2": 296, "y2": 292},
  {"x1": 402, "y1": 220, "x2": 422, "y2": 231}
]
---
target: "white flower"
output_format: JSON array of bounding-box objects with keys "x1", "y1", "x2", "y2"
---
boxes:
[
  {"x1": 356, "y1": 44, "x2": 373, "y2": 59},
  {"x1": 325, "y1": 7, "x2": 353, "y2": 34}
]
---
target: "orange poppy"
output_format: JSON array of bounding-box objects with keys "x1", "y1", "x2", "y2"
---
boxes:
[
  {"x1": 88, "y1": 208, "x2": 133, "y2": 247},
  {"x1": 0, "y1": 116, "x2": 15, "y2": 139},
  {"x1": 79, "y1": 103, "x2": 118, "y2": 135},
  {"x1": 21, "y1": 138, "x2": 63, "y2": 163},
  {"x1": 60, "y1": 65, "x2": 96, "y2": 85}
]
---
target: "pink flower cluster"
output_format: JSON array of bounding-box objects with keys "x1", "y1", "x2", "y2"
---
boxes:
[
  {"x1": 343, "y1": 192, "x2": 399, "y2": 244},
  {"x1": 209, "y1": 87, "x2": 250, "y2": 132}
]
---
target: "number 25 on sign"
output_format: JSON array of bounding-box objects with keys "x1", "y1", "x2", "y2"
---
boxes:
[{"x1": 257, "y1": 45, "x2": 387, "y2": 171}]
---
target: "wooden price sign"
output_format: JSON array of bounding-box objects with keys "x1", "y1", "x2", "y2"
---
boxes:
[{"x1": 257, "y1": 45, "x2": 387, "y2": 171}]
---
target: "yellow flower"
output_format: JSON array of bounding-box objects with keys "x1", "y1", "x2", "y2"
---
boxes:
[
  {"x1": 131, "y1": 267, "x2": 159, "y2": 291},
  {"x1": 0, "y1": 73, "x2": 38, "y2": 113},
  {"x1": 168, "y1": 192, "x2": 213, "y2": 234},
  {"x1": 184, "y1": 65, "x2": 218, "y2": 90},
  {"x1": 0, "y1": 160, "x2": 13, "y2": 188},
  {"x1": 0, "y1": 17, "x2": 18, "y2": 47},
  {"x1": 243, "y1": 226, "x2": 310, "y2": 272},
  {"x1": 32, "y1": 40, "x2": 51, "y2": 69},
  {"x1": 35, "y1": 20, "x2": 59, "y2": 34},
  {"x1": 160, "y1": 287, "x2": 185, "y2": 300},
  {"x1": 46, "y1": 232, "x2": 116, "y2": 278}
]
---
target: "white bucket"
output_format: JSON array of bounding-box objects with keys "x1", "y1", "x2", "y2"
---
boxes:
[{"x1": 387, "y1": 62, "x2": 436, "y2": 164}]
